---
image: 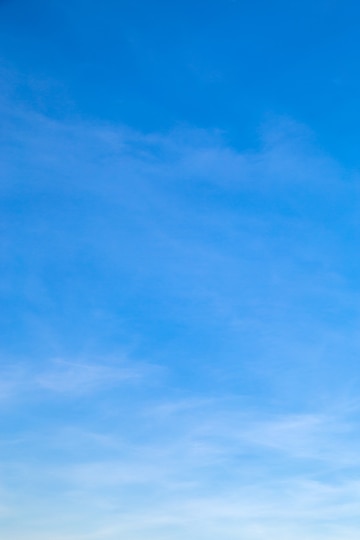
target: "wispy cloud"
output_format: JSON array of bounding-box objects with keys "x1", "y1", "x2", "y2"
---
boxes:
[
  {"x1": 0, "y1": 355, "x2": 155, "y2": 403},
  {"x1": 1, "y1": 83, "x2": 360, "y2": 539},
  {"x1": 4, "y1": 398, "x2": 360, "y2": 540},
  {"x1": 36, "y1": 358, "x2": 145, "y2": 393}
]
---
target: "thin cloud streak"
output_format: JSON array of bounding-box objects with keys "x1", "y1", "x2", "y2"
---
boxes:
[{"x1": 0, "y1": 356, "x2": 156, "y2": 402}]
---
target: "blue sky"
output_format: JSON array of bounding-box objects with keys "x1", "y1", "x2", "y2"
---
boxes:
[{"x1": 1, "y1": 1, "x2": 360, "y2": 538}]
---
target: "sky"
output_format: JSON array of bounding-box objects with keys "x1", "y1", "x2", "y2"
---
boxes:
[{"x1": 1, "y1": 0, "x2": 360, "y2": 538}]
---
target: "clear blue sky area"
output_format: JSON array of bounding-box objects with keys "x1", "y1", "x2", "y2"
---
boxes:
[{"x1": 1, "y1": 1, "x2": 360, "y2": 539}]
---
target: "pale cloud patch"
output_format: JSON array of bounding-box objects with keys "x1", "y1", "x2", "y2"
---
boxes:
[
  {"x1": 36, "y1": 358, "x2": 143, "y2": 394},
  {"x1": 0, "y1": 355, "x2": 156, "y2": 402},
  {"x1": 3, "y1": 397, "x2": 360, "y2": 540}
]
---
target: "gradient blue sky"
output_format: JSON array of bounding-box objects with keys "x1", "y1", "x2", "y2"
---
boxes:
[{"x1": 1, "y1": 1, "x2": 360, "y2": 539}]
